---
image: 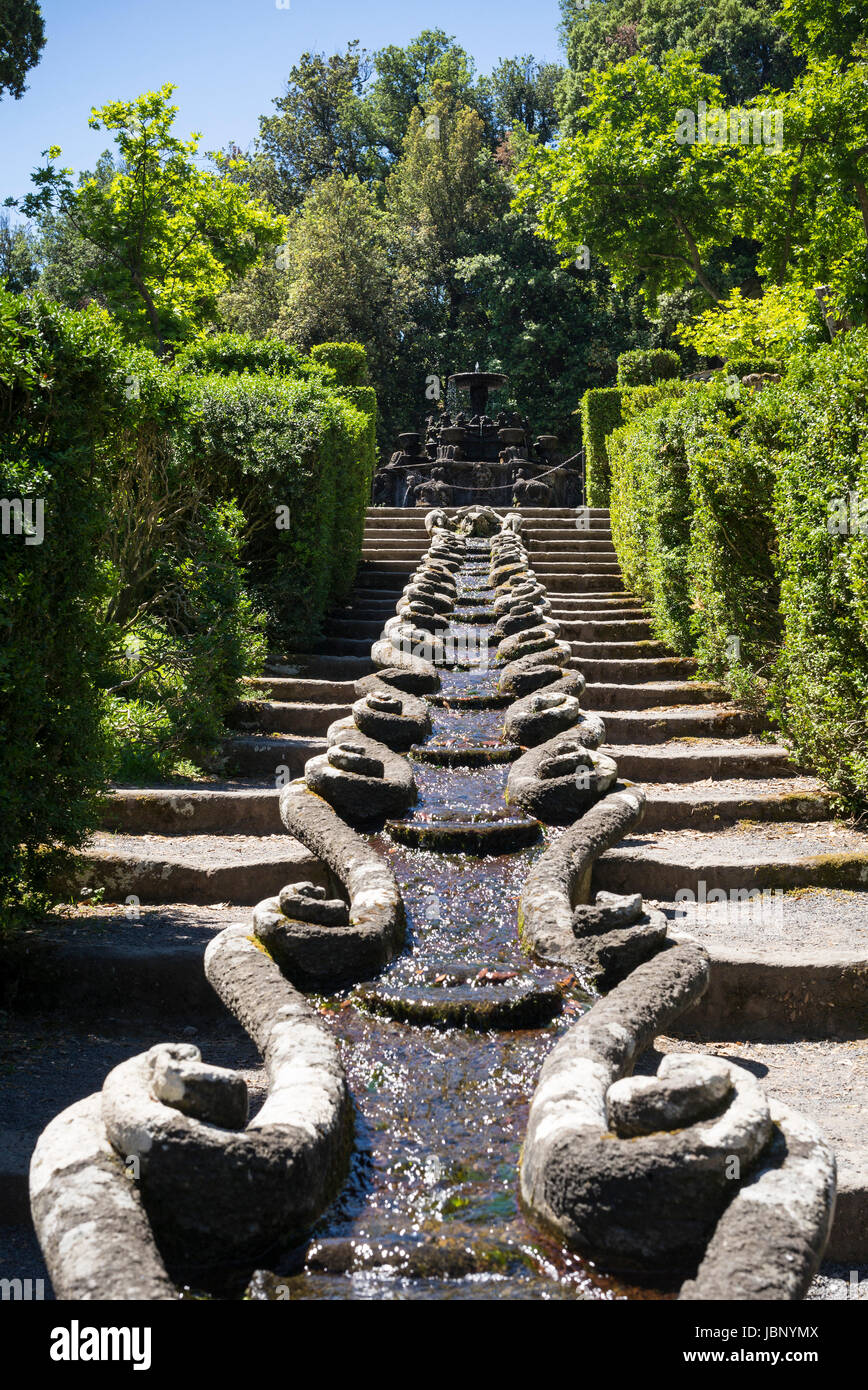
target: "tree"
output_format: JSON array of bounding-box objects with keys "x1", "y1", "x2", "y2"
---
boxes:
[
  {"x1": 388, "y1": 82, "x2": 502, "y2": 346},
  {"x1": 270, "y1": 172, "x2": 415, "y2": 394},
  {"x1": 0, "y1": 0, "x2": 45, "y2": 101},
  {"x1": 558, "y1": 0, "x2": 801, "y2": 119},
  {"x1": 451, "y1": 202, "x2": 648, "y2": 438},
  {"x1": 256, "y1": 43, "x2": 384, "y2": 211},
  {"x1": 515, "y1": 54, "x2": 743, "y2": 307},
  {"x1": 370, "y1": 30, "x2": 484, "y2": 157},
  {"x1": 20, "y1": 85, "x2": 284, "y2": 353},
  {"x1": 740, "y1": 57, "x2": 868, "y2": 317},
  {"x1": 778, "y1": 0, "x2": 867, "y2": 63},
  {"x1": 0, "y1": 215, "x2": 39, "y2": 292},
  {"x1": 480, "y1": 56, "x2": 564, "y2": 142}
]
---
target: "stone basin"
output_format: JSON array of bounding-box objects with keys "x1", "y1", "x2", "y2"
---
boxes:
[
  {"x1": 427, "y1": 692, "x2": 511, "y2": 710},
  {"x1": 357, "y1": 959, "x2": 562, "y2": 1030},
  {"x1": 385, "y1": 813, "x2": 540, "y2": 854},
  {"x1": 409, "y1": 742, "x2": 521, "y2": 767}
]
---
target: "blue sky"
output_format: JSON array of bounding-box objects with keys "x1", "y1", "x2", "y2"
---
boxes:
[{"x1": 0, "y1": 0, "x2": 564, "y2": 206}]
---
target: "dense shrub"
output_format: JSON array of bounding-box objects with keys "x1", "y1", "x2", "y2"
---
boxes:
[
  {"x1": 0, "y1": 293, "x2": 117, "y2": 921},
  {"x1": 328, "y1": 384, "x2": 377, "y2": 604},
  {"x1": 724, "y1": 357, "x2": 785, "y2": 378},
  {"x1": 103, "y1": 500, "x2": 266, "y2": 781},
  {"x1": 173, "y1": 331, "x2": 322, "y2": 380},
  {"x1": 616, "y1": 348, "x2": 681, "y2": 387},
  {"x1": 608, "y1": 330, "x2": 868, "y2": 810},
  {"x1": 580, "y1": 386, "x2": 623, "y2": 505},
  {"x1": 174, "y1": 370, "x2": 375, "y2": 646},
  {"x1": 620, "y1": 379, "x2": 693, "y2": 420},
  {"x1": 309, "y1": 341, "x2": 369, "y2": 386},
  {"x1": 0, "y1": 291, "x2": 377, "y2": 919},
  {"x1": 608, "y1": 395, "x2": 697, "y2": 653},
  {"x1": 767, "y1": 332, "x2": 868, "y2": 807}
]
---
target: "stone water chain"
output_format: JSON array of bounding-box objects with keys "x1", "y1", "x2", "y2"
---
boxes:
[{"x1": 30, "y1": 507, "x2": 836, "y2": 1299}]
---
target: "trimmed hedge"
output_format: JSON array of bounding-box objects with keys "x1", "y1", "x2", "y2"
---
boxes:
[
  {"x1": 175, "y1": 370, "x2": 375, "y2": 646},
  {"x1": 329, "y1": 384, "x2": 377, "y2": 604},
  {"x1": 608, "y1": 396, "x2": 697, "y2": 653},
  {"x1": 173, "y1": 332, "x2": 320, "y2": 379},
  {"x1": 616, "y1": 348, "x2": 681, "y2": 387},
  {"x1": 0, "y1": 293, "x2": 377, "y2": 919},
  {"x1": 608, "y1": 330, "x2": 868, "y2": 810},
  {"x1": 309, "y1": 341, "x2": 369, "y2": 387},
  {"x1": 767, "y1": 333, "x2": 868, "y2": 807},
  {"x1": 580, "y1": 387, "x2": 623, "y2": 506},
  {"x1": 0, "y1": 293, "x2": 122, "y2": 921}
]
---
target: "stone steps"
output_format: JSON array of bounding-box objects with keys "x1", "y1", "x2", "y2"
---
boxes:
[
  {"x1": 602, "y1": 739, "x2": 795, "y2": 781},
  {"x1": 570, "y1": 639, "x2": 671, "y2": 659},
  {"x1": 99, "y1": 785, "x2": 281, "y2": 835},
  {"x1": 229, "y1": 699, "x2": 351, "y2": 736},
  {"x1": 557, "y1": 619, "x2": 654, "y2": 641},
  {"x1": 593, "y1": 823, "x2": 868, "y2": 898},
  {"x1": 243, "y1": 677, "x2": 357, "y2": 702},
  {"x1": 78, "y1": 831, "x2": 327, "y2": 905},
  {"x1": 582, "y1": 681, "x2": 727, "y2": 710},
  {"x1": 639, "y1": 779, "x2": 831, "y2": 831},
  {"x1": 223, "y1": 733, "x2": 325, "y2": 777},
  {"x1": 542, "y1": 574, "x2": 625, "y2": 593},
  {"x1": 527, "y1": 540, "x2": 617, "y2": 555},
  {"x1": 601, "y1": 705, "x2": 765, "y2": 744},
  {"x1": 571, "y1": 656, "x2": 698, "y2": 682}
]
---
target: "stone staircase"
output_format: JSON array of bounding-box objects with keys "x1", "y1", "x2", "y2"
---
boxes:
[
  {"x1": 81, "y1": 504, "x2": 845, "y2": 906},
  {"x1": 5, "y1": 502, "x2": 868, "y2": 1278}
]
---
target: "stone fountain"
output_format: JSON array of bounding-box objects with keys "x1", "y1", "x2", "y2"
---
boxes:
[{"x1": 372, "y1": 366, "x2": 583, "y2": 509}]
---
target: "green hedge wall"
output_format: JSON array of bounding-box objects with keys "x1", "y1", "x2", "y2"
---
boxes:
[
  {"x1": 0, "y1": 293, "x2": 120, "y2": 921},
  {"x1": 173, "y1": 332, "x2": 321, "y2": 380},
  {"x1": 0, "y1": 293, "x2": 377, "y2": 919},
  {"x1": 607, "y1": 331, "x2": 868, "y2": 810},
  {"x1": 767, "y1": 332, "x2": 868, "y2": 807},
  {"x1": 616, "y1": 348, "x2": 682, "y2": 387},
  {"x1": 329, "y1": 383, "x2": 377, "y2": 604},
  {"x1": 175, "y1": 370, "x2": 375, "y2": 645},
  {"x1": 580, "y1": 387, "x2": 623, "y2": 506},
  {"x1": 608, "y1": 397, "x2": 696, "y2": 654},
  {"x1": 309, "y1": 341, "x2": 369, "y2": 387}
]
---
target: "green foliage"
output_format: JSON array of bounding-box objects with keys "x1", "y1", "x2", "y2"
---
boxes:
[
  {"x1": 478, "y1": 56, "x2": 564, "y2": 143},
  {"x1": 21, "y1": 86, "x2": 285, "y2": 353},
  {"x1": 174, "y1": 332, "x2": 316, "y2": 379},
  {"x1": 0, "y1": 291, "x2": 115, "y2": 923},
  {"x1": 778, "y1": 0, "x2": 865, "y2": 62},
  {"x1": 608, "y1": 395, "x2": 698, "y2": 652},
  {"x1": 104, "y1": 500, "x2": 266, "y2": 782},
  {"x1": 608, "y1": 331, "x2": 868, "y2": 810},
  {"x1": 173, "y1": 366, "x2": 375, "y2": 646},
  {"x1": 0, "y1": 216, "x2": 40, "y2": 293},
  {"x1": 0, "y1": 0, "x2": 45, "y2": 101},
  {"x1": 767, "y1": 330, "x2": 868, "y2": 808},
  {"x1": 580, "y1": 387, "x2": 623, "y2": 504},
  {"x1": 515, "y1": 53, "x2": 739, "y2": 309},
  {"x1": 309, "y1": 341, "x2": 370, "y2": 386},
  {"x1": 620, "y1": 378, "x2": 694, "y2": 418},
  {"x1": 0, "y1": 286, "x2": 374, "y2": 921},
  {"x1": 617, "y1": 348, "x2": 681, "y2": 385},
  {"x1": 558, "y1": 0, "x2": 801, "y2": 111},
  {"x1": 677, "y1": 285, "x2": 821, "y2": 361},
  {"x1": 724, "y1": 357, "x2": 785, "y2": 376}
]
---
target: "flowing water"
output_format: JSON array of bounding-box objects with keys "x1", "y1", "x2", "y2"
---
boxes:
[{"x1": 257, "y1": 540, "x2": 660, "y2": 1300}]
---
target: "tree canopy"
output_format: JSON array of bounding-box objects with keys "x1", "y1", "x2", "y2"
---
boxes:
[{"x1": 0, "y1": 0, "x2": 45, "y2": 101}]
